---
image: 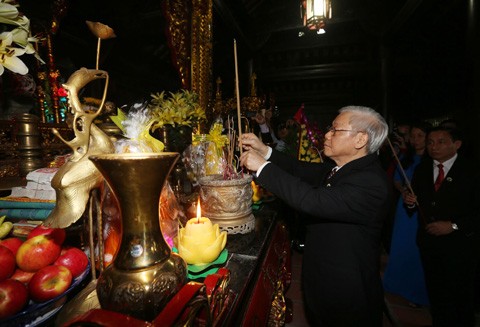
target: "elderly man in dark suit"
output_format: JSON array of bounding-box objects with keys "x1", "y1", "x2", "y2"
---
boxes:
[
  {"x1": 404, "y1": 126, "x2": 480, "y2": 327},
  {"x1": 240, "y1": 105, "x2": 390, "y2": 326}
]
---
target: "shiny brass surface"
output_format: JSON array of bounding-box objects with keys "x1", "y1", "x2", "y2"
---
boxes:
[
  {"x1": 44, "y1": 68, "x2": 115, "y2": 228},
  {"x1": 89, "y1": 153, "x2": 188, "y2": 321},
  {"x1": 55, "y1": 279, "x2": 100, "y2": 326},
  {"x1": 14, "y1": 113, "x2": 44, "y2": 176},
  {"x1": 199, "y1": 175, "x2": 255, "y2": 234}
]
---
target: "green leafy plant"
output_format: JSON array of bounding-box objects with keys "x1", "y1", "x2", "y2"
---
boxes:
[{"x1": 148, "y1": 90, "x2": 206, "y2": 130}]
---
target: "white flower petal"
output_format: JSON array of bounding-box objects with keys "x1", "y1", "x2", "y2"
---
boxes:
[
  {"x1": 0, "y1": 32, "x2": 14, "y2": 47},
  {"x1": 0, "y1": 3, "x2": 19, "y2": 21},
  {"x1": 1, "y1": 55, "x2": 28, "y2": 75},
  {"x1": 10, "y1": 47, "x2": 26, "y2": 56},
  {"x1": 24, "y1": 43, "x2": 35, "y2": 54},
  {"x1": 11, "y1": 27, "x2": 29, "y2": 46}
]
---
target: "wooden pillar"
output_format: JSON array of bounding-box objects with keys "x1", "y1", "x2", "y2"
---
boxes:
[{"x1": 191, "y1": 0, "x2": 213, "y2": 113}]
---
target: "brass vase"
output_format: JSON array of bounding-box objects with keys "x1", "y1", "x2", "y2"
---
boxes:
[
  {"x1": 14, "y1": 113, "x2": 44, "y2": 176},
  {"x1": 89, "y1": 153, "x2": 187, "y2": 321}
]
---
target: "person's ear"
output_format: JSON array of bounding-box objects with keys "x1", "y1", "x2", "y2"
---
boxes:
[
  {"x1": 354, "y1": 132, "x2": 368, "y2": 150},
  {"x1": 454, "y1": 140, "x2": 462, "y2": 151}
]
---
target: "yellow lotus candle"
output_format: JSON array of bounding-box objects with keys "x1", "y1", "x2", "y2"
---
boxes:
[{"x1": 175, "y1": 199, "x2": 227, "y2": 265}]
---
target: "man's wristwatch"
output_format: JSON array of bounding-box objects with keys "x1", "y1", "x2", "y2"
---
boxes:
[{"x1": 451, "y1": 223, "x2": 459, "y2": 231}]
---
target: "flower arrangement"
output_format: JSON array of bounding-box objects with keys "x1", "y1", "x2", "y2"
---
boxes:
[
  {"x1": 0, "y1": 0, "x2": 43, "y2": 75},
  {"x1": 148, "y1": 90, "x2": 206, "y2": 130},
  {"x1": 294, "y1": 104, "x2": 323, "y2": 163}
]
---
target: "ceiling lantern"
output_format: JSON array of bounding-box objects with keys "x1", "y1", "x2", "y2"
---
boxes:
[{"x1": 302, "y1": 0, "x2": 332, "y2": 31}]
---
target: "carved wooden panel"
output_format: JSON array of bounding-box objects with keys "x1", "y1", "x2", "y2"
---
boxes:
[{"x1": 165, "y1": 0, "x2": 213, "y2": 113}]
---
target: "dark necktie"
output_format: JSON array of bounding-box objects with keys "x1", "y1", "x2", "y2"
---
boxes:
[
  {"x1": 326, "y1": 167, "x2": 338, "y2": 180},
  {"x1": 434, "y1": 163, "x2": 444, "y2": 191}
]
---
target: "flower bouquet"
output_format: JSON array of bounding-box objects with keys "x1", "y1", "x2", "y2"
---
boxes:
[
  {"x1": 148, "y1": 90, "x2": 206, "y2": 129},
  {"x1": 148, "y1": 90, "x2": 206, "y2": 153},
  {"x1": 0, "y1": 1, "x2": 43, "y2": 75}
]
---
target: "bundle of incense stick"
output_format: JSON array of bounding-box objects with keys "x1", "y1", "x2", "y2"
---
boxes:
[{"x1": 224, "y1": 116, "x2": 237, "y2": 179}]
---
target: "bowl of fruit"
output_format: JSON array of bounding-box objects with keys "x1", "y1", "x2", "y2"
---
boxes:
[{"x1": 0, "y1": 225, "x2": 90, "y2": 326}]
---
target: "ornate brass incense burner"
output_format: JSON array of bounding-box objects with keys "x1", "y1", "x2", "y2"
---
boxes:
[{"x1": 199, "y1": 174, "x2": 254, "y2": 234}]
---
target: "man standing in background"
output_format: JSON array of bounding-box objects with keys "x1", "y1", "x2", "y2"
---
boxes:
[{"x1": 404, "y1": 126, "x2": 480, "y2": 326}]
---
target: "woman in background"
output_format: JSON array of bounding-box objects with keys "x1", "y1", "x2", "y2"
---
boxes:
[{"x1": 383, "y1": 121, "x2": 431, "y2": 307}]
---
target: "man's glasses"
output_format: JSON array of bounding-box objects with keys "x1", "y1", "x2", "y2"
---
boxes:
[{"x1": 326, "y1": 126, "x2": 363, "y2": 136}]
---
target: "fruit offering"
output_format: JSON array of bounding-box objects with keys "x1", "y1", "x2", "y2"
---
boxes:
[
  {"x1": 0, "y1": 224, "x2": 89, "y2": 321},
  {"x1": 0, "y1": 246, "x2": 15, "y2": 281},
  {"x1": 0, "y1": 280, "x2": 29, "y2": 320},
  {"x1": 0, "y1": 216, "x2": 13, "y2": 239}
]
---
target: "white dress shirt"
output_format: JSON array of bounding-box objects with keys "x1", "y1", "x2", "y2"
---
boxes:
[{"x1": 433, "y1": 153, "x2": 457, "y2": 181}]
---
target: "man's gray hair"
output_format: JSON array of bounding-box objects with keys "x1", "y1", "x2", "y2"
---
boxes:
[{"x1": 339, "y1": 106, "x2": 389, "y2": 153}]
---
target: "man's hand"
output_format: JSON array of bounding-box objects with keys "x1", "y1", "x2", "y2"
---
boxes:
[
  {"x1": 239, "y1": 149, "x2": 267, "y2": 172},
  {"x1": 252, "y1": 112, "x2": 266, "y2": 125},
  {"x1": 425, "y1": 221, "x2": 456, "y2": 236},
  {"x1": 239, "y1": 133, "x2": 269, "y2": 157}
]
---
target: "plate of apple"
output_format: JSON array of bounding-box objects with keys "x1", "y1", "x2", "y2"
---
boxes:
[{"x1": 0, "y1": 225, "x2": 90, "y2": 327}]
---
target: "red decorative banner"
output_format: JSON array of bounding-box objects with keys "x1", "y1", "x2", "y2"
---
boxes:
[{"x1": 293, "y1": 104, "x2": 323, "y2": 162}]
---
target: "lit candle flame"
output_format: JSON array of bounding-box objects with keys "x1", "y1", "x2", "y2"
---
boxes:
[{"x1": 196, "y1": 198, "x2": 201, "y2": 223}]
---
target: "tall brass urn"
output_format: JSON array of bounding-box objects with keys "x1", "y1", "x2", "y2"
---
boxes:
[{"x1": 89, "y1": 153, "x2": 187, "y2": 321}]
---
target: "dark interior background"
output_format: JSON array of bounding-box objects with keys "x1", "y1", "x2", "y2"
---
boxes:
[
  {"x1": 212, "y1": 0, "x2": 475, "y2": 128},
  {"x1": 10, "y1": 0, "x2": 480, "y2": 141}
]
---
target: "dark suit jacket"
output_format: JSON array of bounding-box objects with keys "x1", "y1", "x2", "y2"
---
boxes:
[
  {"x1": 411, "y1": 155, "x2": 480, "y2": 254},
  {"x1": 256, "y1": 150, "x2": 390, "y2": 326}
]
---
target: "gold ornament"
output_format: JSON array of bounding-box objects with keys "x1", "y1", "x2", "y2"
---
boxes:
[{"x1": 44, "y1": 68, "x2": 115, "y2": 228}]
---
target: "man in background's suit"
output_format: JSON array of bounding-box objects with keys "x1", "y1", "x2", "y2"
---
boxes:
[{"x1": 405, "y1": 126, "x2": 480, "y2": 327}]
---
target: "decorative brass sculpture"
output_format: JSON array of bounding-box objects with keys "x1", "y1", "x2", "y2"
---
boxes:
[
  {"x1": 44, "y1": 68, "x2": 115, "y2": 228},
  {"x1": 89, "y1": 153, "x2": 187, "y2": 321}
]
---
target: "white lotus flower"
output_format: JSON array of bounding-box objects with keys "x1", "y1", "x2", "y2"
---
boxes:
[{"x1": 0, "y1": 31, "x2": 28, "y2": 75}]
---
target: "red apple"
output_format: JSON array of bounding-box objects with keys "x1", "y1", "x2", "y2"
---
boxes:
[
  {"x1": 0, "y1": 237, "x2": 23, "y2": 256},
  {"x1": 0, "y1": 246, "x2": 15, "y2": 281},
  {"x1": 11, "y1": 268, "x2": 35, "y2": 284},
  {"x1": 0, "y1": 279, "x2": 29, "y2": 319},
  {"x1": 27, "y1": 225, "x2": 66, "y2": 245},
  {"x1": 16, "y1": 235, "x2": 62, "y2": 272},
  {"x1": 28, "y1": 265, "x2": 72, "y2": 303},
  {"x1": 54, "y1": 247, "x2": 89, "y2": 278}
]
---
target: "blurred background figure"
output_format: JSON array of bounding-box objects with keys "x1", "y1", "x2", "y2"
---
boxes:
[
  {"x1": 386, "y1": 122, "x2": 411, "y2": 178},
  {"x1": 379, "y1": 121, "x2": 411, "y2": 254},
  {"x1": 383, "y1": 121, "x2": 431, "y2": 307}
]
